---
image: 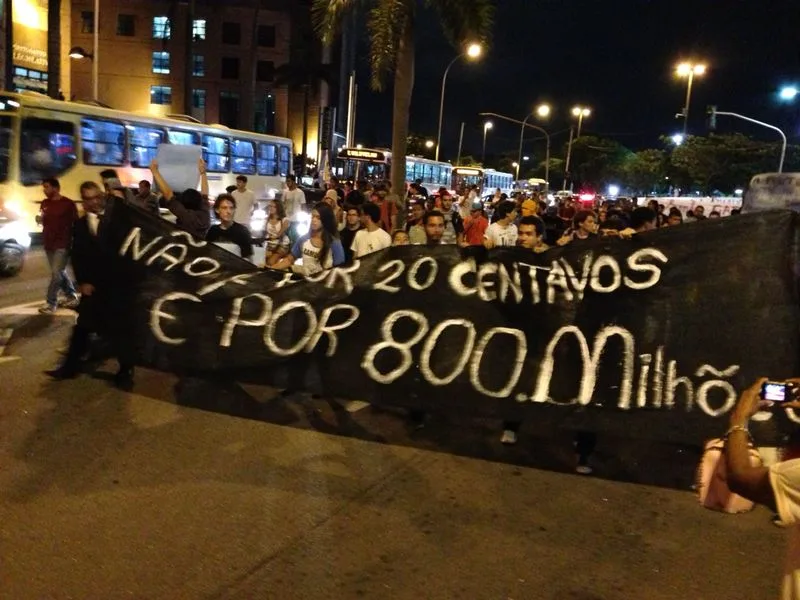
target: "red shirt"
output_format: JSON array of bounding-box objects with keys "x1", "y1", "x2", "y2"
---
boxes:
[
  {"x1": 463, "y1": 214, "x2": 488, "y2": 246},
  {"x1": 377, "y1": 199, "x2": 397, "y2": 232},
  {"x1": 40, "y1": 195, "x2": 78, "y2": 251}
]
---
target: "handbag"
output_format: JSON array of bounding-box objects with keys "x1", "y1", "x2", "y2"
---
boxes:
[{"x1": 696, "y1": 437, "x2": 763, "y2": 514}]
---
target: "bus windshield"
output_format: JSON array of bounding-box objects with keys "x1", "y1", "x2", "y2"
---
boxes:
[
  {"x1": 339, "y1": 160, "x2": 388, "y2": 183},
  {"x1": 452, "y1": 169, "x2": 483, "y2": 192}
]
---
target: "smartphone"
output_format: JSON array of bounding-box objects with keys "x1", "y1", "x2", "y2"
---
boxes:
[{"x1": 761, "y1": 381, "x2": 797, "y2": 402}]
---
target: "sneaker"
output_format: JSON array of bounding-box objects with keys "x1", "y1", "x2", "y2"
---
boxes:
[
  {"x1": 44, "y1": 367, "x2": 78, "y2": 380},
  {"x1": 500, "y1": 430, "x2": 518, "y2": 445},
  {"x1": 575, "y1": 456, "x2": 594, "y2": 475},
  {"x1": 38, "y1": 305, "x2": 57, "y2": 315},
  {"x1": 61, "y1": 295, "x2": 80, "y2": 309}
]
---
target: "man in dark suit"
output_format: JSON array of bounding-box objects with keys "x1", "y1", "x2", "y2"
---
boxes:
[{"x1": 46, "y1": 181, "x2": 135, "y2": 390}]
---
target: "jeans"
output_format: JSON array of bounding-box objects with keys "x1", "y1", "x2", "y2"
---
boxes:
[{"x1": 45, "y1": 248, "x2": 76, "y2": 307}]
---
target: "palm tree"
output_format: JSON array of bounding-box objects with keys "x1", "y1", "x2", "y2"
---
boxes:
[{"x1": 312, "y1": 0, "x2": 493, "y2": 226}]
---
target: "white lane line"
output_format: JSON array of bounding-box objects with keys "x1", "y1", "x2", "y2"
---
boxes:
[
  {"x1": 344, "y1": 400, "x2": 370, "y2": 413},
  {"x1": 0, "y1": 301, "x2": 75, "y2": 317},
  {"x1": 0, "y1": 327, "x2": 20, "y2": 364}
]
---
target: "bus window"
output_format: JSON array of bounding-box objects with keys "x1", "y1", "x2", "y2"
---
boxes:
[
  {"x1": 431, "y1": 166, "x2": 440, "y2": 185},
  {"x1": 231, "y1": 138, "x2": 256, "y2": 174},
  {"x1": 278, "y1": 144, "x2": 290, "y2": 176},
  {"x1": 168, "y1": 129, "x2": 200, "y2": 145},
  {"x1": 21, "y1": 117, "x2": 77, "y2": 185},
  {"x1": 202, "y1": 134, "x2": 229, "y2": 172},
  {"x1": 405, "y1": 161, "x2": 415, "y2": 182},
  {"x1": 257, "y1": 142, "x2": 277, "y2": 175},
  {"x1": 81, "y1": 118, "x2": 125, "y2": 166},
  {"x1": 128, "y1": 124, "x2": 165, "y2": 168}
]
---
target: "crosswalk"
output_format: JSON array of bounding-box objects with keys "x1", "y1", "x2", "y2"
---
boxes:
[
  {"x1": 0, "y1": 327, "x2": 19, "y2": 364},
  {"x1": 0, "y1": 301, "x2": 76, "y2": 317}
]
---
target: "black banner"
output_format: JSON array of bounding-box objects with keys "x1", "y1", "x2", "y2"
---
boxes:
[{"x1": 103, "y1": 200, "x2": 800, "y2": 444}]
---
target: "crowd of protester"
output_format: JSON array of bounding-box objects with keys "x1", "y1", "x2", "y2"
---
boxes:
[{"x1": 37, "y1": 165, "x2": 744, "y2": 473}]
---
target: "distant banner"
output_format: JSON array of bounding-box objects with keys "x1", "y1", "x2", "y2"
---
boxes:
[{"x1": 103, "y1": 200, "x2": 800, "y2": 444}]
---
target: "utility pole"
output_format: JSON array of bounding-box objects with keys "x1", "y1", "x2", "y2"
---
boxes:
[
  {"x1": 4, "y1": 0, "x2": 13, "y2": 91},
  {"x1": 562, "y1": 126, "x2": 575, "y2": 191},
  {"x1": 456, "y1": 121, "x2": 465, "y2": 164},
  {"x1": 182, "y1": 0, "x2": 195, "y2": 116}
]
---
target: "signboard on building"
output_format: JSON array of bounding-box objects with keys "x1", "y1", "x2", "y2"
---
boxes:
[{"x1": 12, "y1": 0, "x2": 48, "y2": 91}]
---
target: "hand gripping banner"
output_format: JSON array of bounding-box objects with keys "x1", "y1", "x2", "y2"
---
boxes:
[{"x1": 102, "y1": 199, "x2": 800, "y2": 445}]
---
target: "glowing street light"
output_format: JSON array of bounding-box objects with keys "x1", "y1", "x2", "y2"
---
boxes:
[
  {"x1": 780, "y1": 86, "x2": 799, "y2": 101},
  {"x1": 671, "y1": 133, "x2": 685, "y2": 145},
  {"x1": 424, "y1": 140, "x2": 435, "y2": 148},
  {"x1": 436, "y1": 41, "x2": 483, "y2": 161},
  {"x1": 517, "y1": 105, "x2": 552, "y2": 190},
  {"x1": 482, "y1": 121, "x2": 493, "y2": 164},
  {"x1": 676, "y1": 61, "x2": 707, "y2": 135},
  {"x1": 572, "y1": 106, "x2": 591, "y2": 137},
  {"x1": 512, "y1": 161, "x2": 520, "y2": 179}
]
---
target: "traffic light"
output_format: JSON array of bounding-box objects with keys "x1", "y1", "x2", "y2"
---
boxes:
[{"x1": 707, "y1": 105, "x2": 717, "y2": 130}]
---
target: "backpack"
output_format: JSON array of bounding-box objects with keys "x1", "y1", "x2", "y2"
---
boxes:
[{"x1": 696, "y1": 437, "x2": 763, "y2": 514}]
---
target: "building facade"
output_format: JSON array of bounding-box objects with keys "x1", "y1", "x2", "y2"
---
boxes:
[{"x1": 64, "y1": 0, "x2": 327, "y2": 163}]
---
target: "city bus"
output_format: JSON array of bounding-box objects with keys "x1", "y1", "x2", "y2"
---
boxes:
[
  {"x1": 334, "y1": 147, "x2": 452, "y2": 195},
  {"x1": 0, "y1": 91, "x2": 293, "y2": 235},
  {"x1": 451, "y1": 166, "x2": 514, "y2": 197}
]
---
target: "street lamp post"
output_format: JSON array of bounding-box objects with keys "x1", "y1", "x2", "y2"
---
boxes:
[
  {"x1": 562, "y1": 126, "x2": 575, "y2": 191},
  {"x1": 676, "y1": 62, "x2": 706, "y2": 136},
  {"x1": 482, "y1": 121, "x2": 493, "y2": 165},
  {"x1": 480, "y1": 111, "x2": 552, "y2": 190},
  {"x1": 572, "y1": 106, "x2": 590, "y2": 138},
  {"x1": 512, "y1": 161, "x2": 520, "y2": 180},
  {"x1": 68, "y1": 0, "x2": 100, "y2": 101},
  {"x1": 516, "y1": 104, "x2": 551, "y2": 188},
  {"x1": 435, "y1": 43, "x2": 482, "y2": 162}
]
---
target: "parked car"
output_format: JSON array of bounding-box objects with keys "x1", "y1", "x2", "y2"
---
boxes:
[{"x1": 0, "y1": 206, "x2": 31, "y2": 276}]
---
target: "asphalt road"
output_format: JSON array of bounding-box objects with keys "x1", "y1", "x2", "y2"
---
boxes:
[{"x1": 0, "y1": 255, "x2": 788, "y2": 599}]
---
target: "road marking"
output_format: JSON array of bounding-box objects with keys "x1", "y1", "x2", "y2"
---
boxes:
[
  {"x1": 0, "y1": 300, "x2": 76, "y2": 317},
  {"x1": 0, "y1": 328, "x2": 20, "y2": 364},
  {"x1": 344, "y1": 400, "x2": 370, "y2": 413}
]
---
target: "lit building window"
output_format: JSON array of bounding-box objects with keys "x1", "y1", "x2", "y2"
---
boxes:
[
  {"x1": 192, "y1": 55, "x2": 204, "y2": 77},
  {"x1": 192, "y1": 89, "x2": 206, "y2": 109},
  {"x1": 152, "y1": 51, "x2": 170, "y2": 74},
  {"x1": 192, "y1": 19, "x2": 206, "y2": 41},
  {"x1": 150, "y1": 85, "x2": 172, "y2": 105},
  {"x1": 152, "y1": 16, "x2": 170, "y2": 39}
]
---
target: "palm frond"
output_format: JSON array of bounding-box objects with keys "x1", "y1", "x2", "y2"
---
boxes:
[
  {"x1": 311, "y1": 0, "x2": 359, "y2": 45},
  {"x1": 426, "y1": 0, "x2": 495, "y2": 49},
  {"x1": 367, "y1": 0, "x2": 414, "y2": 91}
]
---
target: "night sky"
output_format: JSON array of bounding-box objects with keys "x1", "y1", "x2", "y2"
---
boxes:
[{"x1": 352, "y1": 0, "x2": 800, "y2": 163}]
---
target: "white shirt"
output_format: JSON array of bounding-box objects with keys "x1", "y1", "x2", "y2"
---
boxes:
[
  {"x1": 351, "y1": 227, "x2": 392, "y2": 258},
  {"x1": 771, "y1": 459, "x2": 800, "y2": 599},
  {"x1": 283, "y1": 187, "x2": 306, "y2": 222},
  {"x1": 232, "y1": 189, "x2": 256, "y2": 224},
  {"x1": 87, "y1": 212, "x2": 101, "y2": 236},
  {"x1": 484, "y1": 221, "x2": 518, "y2": 247}
]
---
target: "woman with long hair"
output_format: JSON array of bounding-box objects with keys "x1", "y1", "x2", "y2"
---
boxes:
[
  {"x1": 272, "y1": 202, "x2": 344, "y2": 275},
  {"x1": 265, "y1": 199, "x2": 290, "y2": 267}
]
